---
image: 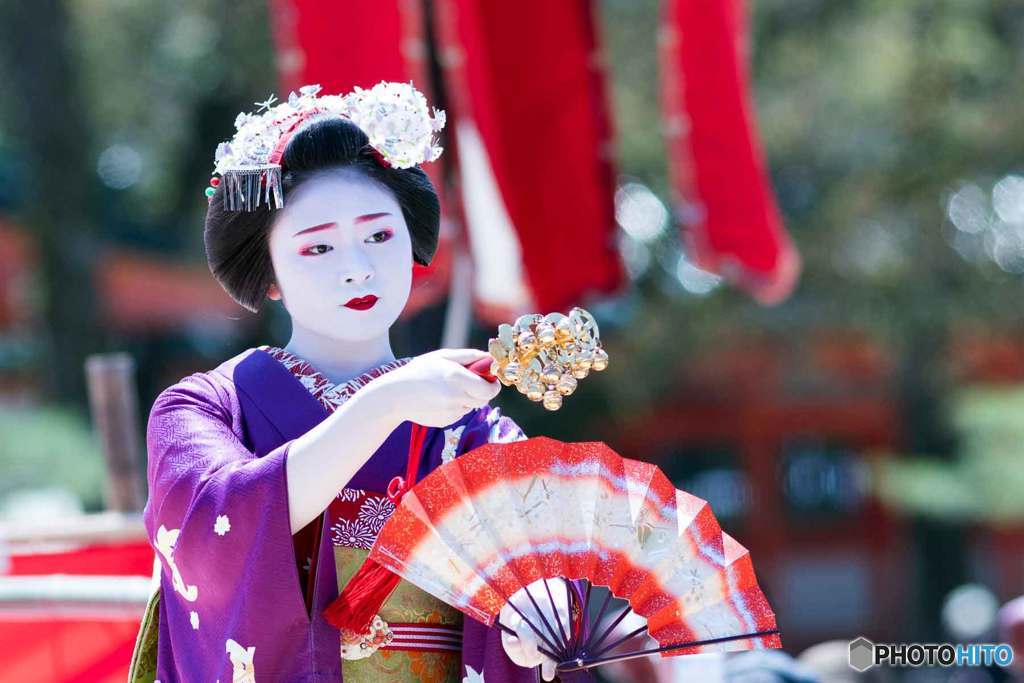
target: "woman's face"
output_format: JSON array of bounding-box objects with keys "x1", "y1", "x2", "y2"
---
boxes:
[{"x1": 266, "y1": 169, "x2": 413, "y2": 343}]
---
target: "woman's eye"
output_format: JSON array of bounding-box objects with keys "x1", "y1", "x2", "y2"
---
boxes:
[
  {"x1": 366, "y1": 230, "x2": 393, "y2": 244},
  {"x1": 301, "y1": 244, "x2": 333, "y2": 256}
]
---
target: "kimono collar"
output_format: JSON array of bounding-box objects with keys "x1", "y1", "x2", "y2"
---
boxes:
[
  {"x1": 257, "y1": 345, "x2": 411, "y2": 414},
  {"x1": 234, "y1": 346, "x2": 427, "y2": 488}
]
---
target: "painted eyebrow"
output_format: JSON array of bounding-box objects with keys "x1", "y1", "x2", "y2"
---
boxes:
[{"x1": 291, "y1": 212, "x2": 393, "y2": 237}]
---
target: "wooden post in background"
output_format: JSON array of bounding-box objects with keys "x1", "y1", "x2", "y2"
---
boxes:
[{"x1": 85, "y1": 353, "x2": 144, "y2": 512}]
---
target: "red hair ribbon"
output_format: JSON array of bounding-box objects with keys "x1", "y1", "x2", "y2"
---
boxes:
[
  {"x1": 268, "y1": 109, "x2": 324, "y2": 167},
  {"x1": 366, "y1": 145, "x2": 392, "y2": 169},
  {"x1": 267, "y1": 109, "x2": 393, "y2": 172}
]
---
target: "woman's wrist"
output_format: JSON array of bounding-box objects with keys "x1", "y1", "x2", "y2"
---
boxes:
[{"x1": 345, "y1": 377, "x2": 406, "y2": 433}]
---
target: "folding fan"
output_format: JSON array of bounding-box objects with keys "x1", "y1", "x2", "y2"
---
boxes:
[{"x1": 360, "y1": 435, "x2": 781, "y2": 673}]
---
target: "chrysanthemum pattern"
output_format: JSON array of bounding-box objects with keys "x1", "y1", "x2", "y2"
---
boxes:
[
  {"x1": 337, "y1": 488, "x2": 365, "y2": 502},
  {"x1": 330, "y1": 519, "x2": 376, "y2": 550},
  {"x1": 357, "y1": 495, "x2": 396, "y2": 533}
]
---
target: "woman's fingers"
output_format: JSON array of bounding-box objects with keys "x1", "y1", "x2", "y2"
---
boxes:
[
  {"x1": 432, "y1": 347, "x2": 491, "y2": 366},
  {"x1": 449, "y1": 368, "x2": 501, "y2": 402},
  {"x1": 515, "y1": 620, "x2": 542, "y2": 663},
  {"x1": 465, "y1": 379, "x2": 501, "y2": 403}
]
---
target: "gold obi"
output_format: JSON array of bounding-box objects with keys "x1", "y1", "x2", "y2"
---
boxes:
[{"x1": 335, "y1": 546, "x2": 464, "y2": 683}]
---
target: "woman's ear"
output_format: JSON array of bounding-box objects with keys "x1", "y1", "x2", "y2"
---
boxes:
[{"x1": 267, "y1": 282, "x2": 282, "y2": 301}]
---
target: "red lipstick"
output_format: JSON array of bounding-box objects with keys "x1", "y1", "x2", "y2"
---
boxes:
[{"x1": 343, "y1": 295, "x2": 379, "y2": 310}]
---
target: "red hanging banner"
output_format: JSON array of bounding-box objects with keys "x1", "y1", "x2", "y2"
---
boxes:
[
  {"x1": 660, "y1": 0, "x2": 799, "y2": 303},
  {"x1": 433, "y1": 0, "x2": 625, "y2": 321}
]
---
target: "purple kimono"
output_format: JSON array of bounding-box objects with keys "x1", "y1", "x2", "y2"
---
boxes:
[{"x1": 143, "y1": 347, "x2": 541, "y2": 682}]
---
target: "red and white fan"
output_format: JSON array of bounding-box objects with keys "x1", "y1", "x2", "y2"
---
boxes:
[{"x1": 339, "y1": 435, "x2": 780, "y2": 673}]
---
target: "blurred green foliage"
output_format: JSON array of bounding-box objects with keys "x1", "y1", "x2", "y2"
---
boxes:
[
  {"x1": 0, "y1": 405, "x2": 107, "y2": 513},
  {"x1": 877, "y1": 385, "x2": 1024, "y2": 522},
  {"x1": 598, "y1": 0, "x2": 1024, "y2": 346}
]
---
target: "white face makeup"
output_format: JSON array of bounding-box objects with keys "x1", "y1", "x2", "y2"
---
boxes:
[{"x1": 266, "y1": 169, "x2": 413, "y2": 344}]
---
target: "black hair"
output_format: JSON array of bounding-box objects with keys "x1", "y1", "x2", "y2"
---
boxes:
[{"x1": 203, "y1": 117, "x2": 440, "y2": 313}]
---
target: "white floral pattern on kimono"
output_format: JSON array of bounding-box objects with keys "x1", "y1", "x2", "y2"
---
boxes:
[
  {"x1": 226, "y1": 638, "x2": 256, "y2": 683},
  {"x1": 337, "y1": 487, "x2": 364, "y2": 502},
  {"x1": 330, "y1": 518, "x2": 376, "y2": 549},
  {"x1": 214, "y1": 514, "x2": 231, "y2": 536},
  {"x1": 441, "y1": 425, "x2": 466, "y2": 464},
  {"x1": 154, "y1": 525, "x2": 198, "y2": 602},
  {"x1": 356, "y1": 495, "x2": 394, "y2": 532}
]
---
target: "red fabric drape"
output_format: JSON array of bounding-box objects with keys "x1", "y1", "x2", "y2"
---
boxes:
[
  {"x1": 660, "y1": 0, "x2": 799, "y2": 303},
  {"x1": 266, "y1": 0, "x2": 451, "y2": 316},
  {"x1": 434, "y1": 0, "x2": 624, "y2": 320}
]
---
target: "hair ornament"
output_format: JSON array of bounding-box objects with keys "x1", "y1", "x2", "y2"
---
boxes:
[{"x1": 210, "y1": 81, "x2": 445, "y2": 211}]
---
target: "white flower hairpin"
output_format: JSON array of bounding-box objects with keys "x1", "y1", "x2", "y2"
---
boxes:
[{"x1": 206, "y1": 81, "x2": 446, "y2": 211}]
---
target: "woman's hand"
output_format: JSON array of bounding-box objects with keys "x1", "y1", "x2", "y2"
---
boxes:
[
  {"x1": 284, "y1": 348, "x2": 498, "y2": 534},
  {"x1": 500, "y1": 579, "x2": 567, "y2": 681},
  {"x1": 370, "y1": 348, "x2": 500, "y2": 427}
]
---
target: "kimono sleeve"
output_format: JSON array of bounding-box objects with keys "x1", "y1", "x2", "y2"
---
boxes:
[
  {"x1": 143, "y1": 373, "x2": 310, "y2": 678},
  {"x1": 457, "y1": 404, "x2": 528, "y2": 454}
]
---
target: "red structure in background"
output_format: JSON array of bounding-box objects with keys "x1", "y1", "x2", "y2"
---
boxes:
[
  {"x1": 0, "y1": 617, "x2": 140, "y2": 682},
  {"x1": 660, "y1": 0, "x2": 799, "y2": 303},
  {"x1": 605, "y1": 332, "x2": 904, "y2": 651},
  {"x1": 0, "y1": 220, "x2": 34, "y2": 331},
  {"x1": 0, "y1": 535, "x2": 152, "y2": 682}
]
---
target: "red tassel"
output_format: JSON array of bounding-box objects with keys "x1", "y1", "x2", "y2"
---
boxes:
[{"x1": 323, "y1": 558, "x2": 402, "y2": 633}]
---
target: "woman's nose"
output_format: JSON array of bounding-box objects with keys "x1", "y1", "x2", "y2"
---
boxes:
[{"x1": 340, "y1": 265, "x2": 374, "y2": 285}]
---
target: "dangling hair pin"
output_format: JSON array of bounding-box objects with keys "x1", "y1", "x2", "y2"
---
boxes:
[{"x1": 208, "y1": 81, "x2": 446, "y2": 211}]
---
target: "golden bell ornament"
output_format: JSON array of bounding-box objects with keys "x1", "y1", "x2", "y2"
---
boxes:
[
  {"x1": 540, "y1": 364, "x2": 560, "y2": 385},
  {"x1": 536, "y1": 323, "x2": 556, "y2": 346},
  {"x1": 542, "y1": 390, "x2": 563, "y2": 411},
  {"x1": 503, "y1": 360, "x2": 522, "y2": 384},
  {"x1": 571, "y1": 365, "x2": 590, "y2": 380},
  {"x1": 555, "y1": 318, "x2": 574, "y2": 342},
  {"x1": 518, "y1": 331, "x2": 538, "y2": 354},
  {"x1": 485, "y1": 306, "x2": 606, "y2": 412}
]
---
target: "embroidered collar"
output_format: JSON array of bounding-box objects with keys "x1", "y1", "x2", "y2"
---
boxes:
[{"x1": 258, "y1": 345, "x2": 410, "y2": 413}]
